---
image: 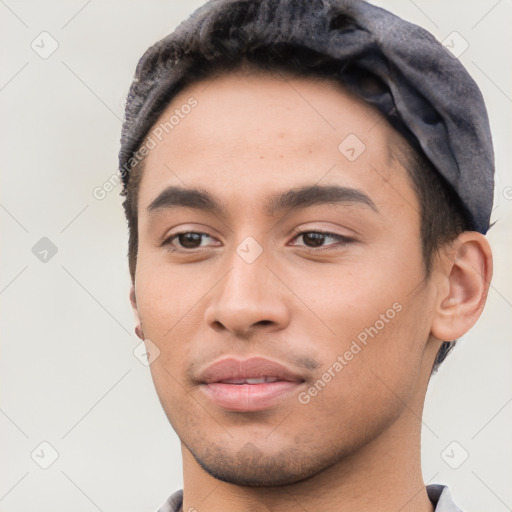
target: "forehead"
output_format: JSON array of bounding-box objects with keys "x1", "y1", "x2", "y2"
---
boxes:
[
  {"x1": 136, "y1": 68, "x2": 416, "y2": 222},
  {"x1": 149, "y1": 68, "x2": 396, "y2": 159}
]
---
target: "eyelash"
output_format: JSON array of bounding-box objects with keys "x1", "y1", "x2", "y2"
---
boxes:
[{"x1": 162, "y1": 229, "x2": 355, "y2": 253}]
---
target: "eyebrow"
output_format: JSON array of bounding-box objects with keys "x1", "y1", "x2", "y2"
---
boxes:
[{"x1": 146, "y1": 184, "x2": 378, "y2": 218}]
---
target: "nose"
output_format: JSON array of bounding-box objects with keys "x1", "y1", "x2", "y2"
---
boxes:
[{"x1": 203, "y1": 250, "x2": 291, "y2": 337}]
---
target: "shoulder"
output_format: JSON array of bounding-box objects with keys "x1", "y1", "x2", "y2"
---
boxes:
[
  {"x1": 427, "y1": 484, "x2": 465, "y2": 512},
  {"x1": 155, "y1": 489, "x2": 183, "y2": 512}
]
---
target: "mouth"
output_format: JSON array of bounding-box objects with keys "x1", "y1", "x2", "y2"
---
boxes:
[
  {"x1": 216, "y1": 377, "x2": 284, "y2": 384},
  {"x1": 197, "y1": 356, "x2": 305, "y2": 412}
]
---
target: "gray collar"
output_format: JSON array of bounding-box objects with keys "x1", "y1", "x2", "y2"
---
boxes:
[{"x1": 157, "y1": 484, "x2": 464, "y2": 511}]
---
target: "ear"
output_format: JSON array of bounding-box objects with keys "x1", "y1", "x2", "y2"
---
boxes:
[
  {"x1": 431, "y1": 232, "x2": 493, "y2": 341},
  {"x1": 130, "y1": 284, "x2": 144, "y2": 340}
]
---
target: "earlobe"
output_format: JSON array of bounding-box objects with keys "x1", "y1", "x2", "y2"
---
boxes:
[
  {"x1": 431, "y1": 232, "x2": 493, "y2": 342},
  {"x1": 129, "y1": 285, "x2": 145, "y2": 340}
]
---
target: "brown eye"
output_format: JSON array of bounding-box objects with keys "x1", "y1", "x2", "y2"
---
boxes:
[
  {"x1": 301, "y1": 232, "x2": 327, "y2": 247},
  {"x1": 291, "y1": 230, "x2": 354, "y2": 249},
  {"x1": 162, "y1": 232, "x2": 217, "y2": 252},
  {"x1": 177, "y1": 232, "x2": 203, "y2": 248}
]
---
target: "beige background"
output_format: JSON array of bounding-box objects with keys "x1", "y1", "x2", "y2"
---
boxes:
[{"x1": 1, "y1": 1, "x2": 511, "y2": 511}]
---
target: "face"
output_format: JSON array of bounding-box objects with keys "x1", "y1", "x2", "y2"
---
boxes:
[{"x1": 132, "y1": 69, "x2": 439, "y2": 486}]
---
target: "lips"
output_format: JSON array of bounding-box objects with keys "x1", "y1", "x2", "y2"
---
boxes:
[
  {"x1": 198, "y1": 356, "x2": 304, "y2": 384},
  {"x1": 198, "y1": 356, "x2": 305, "y2": 412}
]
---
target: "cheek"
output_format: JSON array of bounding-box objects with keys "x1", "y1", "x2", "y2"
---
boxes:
[
  {"x1": 295, "y1": 302, "x2": 427, "y2": 444},
  {"x1": 135, "y1": 260, "x2": 205, "y2": 336},
  {"x1": 290, "y1": 251, "x2": 430, "y2": 411},
  {"x1": 134, "y1": 267, "x2": 204, "y2": 399},
  {"x1": 285, "y1": 253, "x2": 415, "y2": 341}
]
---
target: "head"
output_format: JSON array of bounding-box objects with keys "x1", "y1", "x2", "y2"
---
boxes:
[{"x1": 119, "y1": 0, "x2": 493, "y2": 488}]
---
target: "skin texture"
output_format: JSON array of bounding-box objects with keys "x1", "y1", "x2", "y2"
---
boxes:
[{"x1": 129, "y1": 68, "x2": 492, "y2": 512}]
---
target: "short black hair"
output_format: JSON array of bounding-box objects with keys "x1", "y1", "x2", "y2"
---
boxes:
[{"x1": 120, "y1": 0, "x2": 474, "y2": 373}]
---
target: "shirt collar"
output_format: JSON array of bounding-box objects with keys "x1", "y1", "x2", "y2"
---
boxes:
[
  {"x1": 427, "y1": 484, "x2": 465, "y2": 511},
  {"x1": 158, "y1": 484, "x2": 464, "y2": 511}
]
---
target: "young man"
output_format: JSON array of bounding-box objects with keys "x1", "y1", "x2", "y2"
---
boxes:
[{"x1": 118, "y1": 1, "x2": 494, "y2": 510}]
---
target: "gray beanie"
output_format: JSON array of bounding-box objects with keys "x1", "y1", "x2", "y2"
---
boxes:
[{"x1": 118, "y1": 0, "x2": 494, "y2": 233}]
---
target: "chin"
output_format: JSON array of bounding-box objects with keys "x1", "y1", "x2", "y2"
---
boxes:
[{"x1": 187, "y1": 440, "x2": 346, "y2": 487}]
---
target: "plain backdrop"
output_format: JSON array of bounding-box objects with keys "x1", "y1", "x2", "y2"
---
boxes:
[{"x1": 1, "y1": 1, "x2": 511, "y2": 511}]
